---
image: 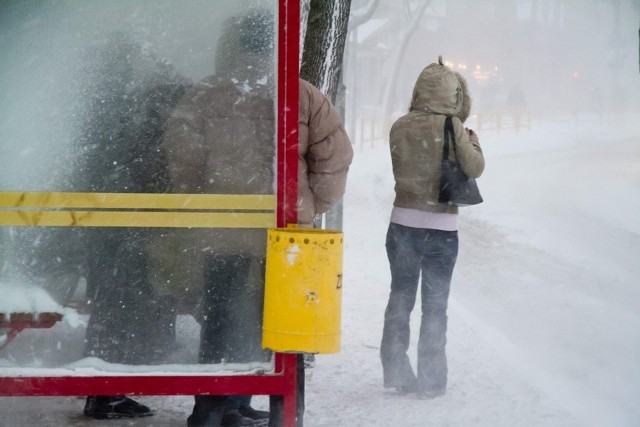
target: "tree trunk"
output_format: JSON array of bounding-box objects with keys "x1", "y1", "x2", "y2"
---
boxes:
[
  {"x1": 300, "y1": 0, "x2": 352, "y2": 103},
  {"x1": 299, "y1": 0, "x2": 310, "y2": 67}
]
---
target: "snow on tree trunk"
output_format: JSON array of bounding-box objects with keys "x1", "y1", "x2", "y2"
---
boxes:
[
  {"x1": 300, "y1": 0, "x2": 351, "y2": 104},
  {"x1": 299, "y1": 0, "x2": 310, "y2": 66}
]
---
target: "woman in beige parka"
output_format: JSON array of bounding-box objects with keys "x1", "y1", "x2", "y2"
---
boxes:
[{"x1": 380, "y1": 58, "x2": 484, "y2": 399}]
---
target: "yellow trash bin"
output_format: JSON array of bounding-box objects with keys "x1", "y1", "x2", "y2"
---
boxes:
[{"x1": 262, "y1": 227, "x2": 343, "y2": 354}]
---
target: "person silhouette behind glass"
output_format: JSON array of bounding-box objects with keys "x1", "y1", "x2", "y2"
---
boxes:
[{"x1": 162, "y1": 9, "x2": 353, "y2": 427}]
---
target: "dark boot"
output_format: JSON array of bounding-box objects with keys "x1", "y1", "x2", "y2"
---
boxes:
[
  {"x1": 238, "y1": 405, "x2": 269, "y2": 421},
  {"x1": 83, "y1": 395, "x2": 153, "y2": 419},
  {"x1": 188, "y1": 395, "x2": 228, "y2": 427}
]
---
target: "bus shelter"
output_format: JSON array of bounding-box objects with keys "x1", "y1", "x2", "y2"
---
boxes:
[{"x1": 0, "y1": 1, "x2": 302, "y2": 425}]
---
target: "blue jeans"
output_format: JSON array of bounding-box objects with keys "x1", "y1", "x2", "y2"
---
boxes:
[{"x1": 380, "y1": 222, "x2": 458, "y2": 394}]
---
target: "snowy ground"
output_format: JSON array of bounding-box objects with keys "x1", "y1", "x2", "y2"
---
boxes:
[{"x1": 1, "y1": 113, "x2": 639, "y2": 426}]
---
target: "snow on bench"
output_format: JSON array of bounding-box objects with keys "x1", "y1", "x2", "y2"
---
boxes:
[{"x1": 0, "y1": 282, "x2": 64, "y2": 328}]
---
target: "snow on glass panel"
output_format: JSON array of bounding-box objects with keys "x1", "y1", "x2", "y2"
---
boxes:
[{"x1": 0, "y1": 0, "x2": 277, "y2": 374}]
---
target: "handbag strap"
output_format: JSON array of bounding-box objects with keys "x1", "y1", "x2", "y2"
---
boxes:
[{"x1": 442, "y1": 116, "x2": 457, "y2": 161}]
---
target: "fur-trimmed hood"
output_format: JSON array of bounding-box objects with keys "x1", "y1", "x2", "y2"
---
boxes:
[
  {"x1": 409, "y1": 57, "x2": 472, "y2": 123},
  {"x1": 389, "y1": 57, "x2": 483, "y2": 214}
]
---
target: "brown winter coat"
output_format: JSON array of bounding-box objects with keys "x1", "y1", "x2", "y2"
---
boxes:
[
  {"x1": 390, "y1": 63, "x2": 485, "y2": 214},
  {"x1": 150, "y1": 73, "x2": 275, "y2": 307},
  {"x1": 161, "y1": 74, "x2": 275, "y2": 257},
  {"x1": 154, "y1": 77, "x2": 352, "y2": 302},
  {"x1": 298, "y1": 79, "x2": 353, "y2": 225},
  {"x1": 160, "y1": 77, "x2": 352, "y2": 244},
  {"x1": 151, "y1": 10, "x2": 352, "y2": 312}
]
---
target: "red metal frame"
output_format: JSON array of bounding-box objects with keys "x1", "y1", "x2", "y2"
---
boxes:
[
  {"x1": 0, "y1": 353, "x2": 297, "y2": 397},
  {"x1": 0, "y1": 1, "x2": 301, "y2": 426},
  {"x1": 277, "y1": 1, "x2": 300, "y2": 227}
]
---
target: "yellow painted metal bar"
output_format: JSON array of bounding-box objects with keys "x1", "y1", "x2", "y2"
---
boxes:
[
  {"x1": 0, "y1": 210, "x2": 275, "y2": 228},
  {"x1": 0, "y1": 192, "x2": 275, "y2": 211}
]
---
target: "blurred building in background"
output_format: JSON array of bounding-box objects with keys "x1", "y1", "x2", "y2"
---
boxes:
[{"x1": 345, "y1": 0, "x2": 640, "y2": 144}]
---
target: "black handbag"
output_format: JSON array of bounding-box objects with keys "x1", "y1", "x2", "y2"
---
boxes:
[{"x1": 438, "y1": 116, "x2": 483, "y2": 206}]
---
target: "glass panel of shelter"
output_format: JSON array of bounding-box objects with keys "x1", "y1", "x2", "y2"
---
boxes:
[{"x1": 0, "y1": 0, "x2": 277, "y2": 374}]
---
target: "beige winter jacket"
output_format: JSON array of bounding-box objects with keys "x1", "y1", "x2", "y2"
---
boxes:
[
  {"x1": 160, "y1": 73, "x2": 275, "y2": 255},
  {"x1": 161, "y1": 77, "x2": 352, "y2": 234},
  {"x1": 390, "y1": 62, "x2": 485, "y2": 214},
  {"x1": 150, "y1": 10, "x2": 352, "y2": 309},
  {"x1": 153, "y1": 77, "x2": 352, "y2": 302},
  {"x1": 298, "y1": 79, "x2": 353, "y2": 225}
]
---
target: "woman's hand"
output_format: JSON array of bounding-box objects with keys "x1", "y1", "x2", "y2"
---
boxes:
[{"x1": 465, "y1": 127, "x2": 479, "y2": 143}]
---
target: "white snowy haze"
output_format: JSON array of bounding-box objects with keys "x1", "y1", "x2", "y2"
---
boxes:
[{"x1": 1, "y1": 0, "x2": 640, "y2": 426}]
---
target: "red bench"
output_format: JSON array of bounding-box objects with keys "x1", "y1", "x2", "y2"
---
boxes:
[{"x1": 0, "y1": 312, "x2": 63, "y2": 352}]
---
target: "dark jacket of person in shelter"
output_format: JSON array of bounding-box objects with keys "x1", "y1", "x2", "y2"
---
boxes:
[
  {"x1": 380, "y1": 58, "x2": 484, "y2": 399},
  {"x1": 161, "y1": 9, "x2": 352, "y2": 427},
  {"x1": 72, "y1": 32, "x2": 192, "y2": 419}
]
